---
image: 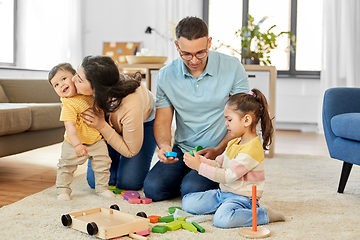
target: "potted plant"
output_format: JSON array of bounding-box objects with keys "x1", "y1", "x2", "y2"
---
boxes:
[{"x1": 213, "y1": 14, "x2": 296, "y2": 65}]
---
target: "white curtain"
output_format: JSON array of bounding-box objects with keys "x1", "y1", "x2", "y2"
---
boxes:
[
  {"x1": 153, "y1": 0, "x2": 204, "y2": 63},
  {"x1": 17, "y1": 0, "x2": 82, "y2": 70},
  {"x1": 317, "y1": 0, "x2": 360, "y2": 133}
]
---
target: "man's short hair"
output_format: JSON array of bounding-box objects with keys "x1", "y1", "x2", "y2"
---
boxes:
[{"x1": 175, "y1": 16, "x2": 208, "y2": 40}]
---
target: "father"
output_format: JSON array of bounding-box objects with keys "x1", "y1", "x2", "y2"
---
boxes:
[{"x1": 143, "y1": 16, "x2": 249, "y2": 201}]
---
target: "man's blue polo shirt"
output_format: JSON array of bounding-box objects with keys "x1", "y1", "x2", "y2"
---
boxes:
[{"x1": 156, "y1": 50, "x2": 249, "y2": 153}]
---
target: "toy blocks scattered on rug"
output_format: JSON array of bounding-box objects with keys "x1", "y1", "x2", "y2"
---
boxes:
[{"x1": 108, "y1": 187, "x2": 153, "y2": 204}]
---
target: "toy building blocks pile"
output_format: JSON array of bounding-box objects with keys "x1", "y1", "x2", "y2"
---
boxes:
[
  {"x1": 108, "y1": 186, "x2": 152, "y2": 204},
  {"x1": 149, "y1": 207, "x2": 206, "y2": 234}
]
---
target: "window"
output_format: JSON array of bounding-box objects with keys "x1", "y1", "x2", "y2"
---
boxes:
[
  {"x1": 206, "y1": 0, "x2": 323, "y2": 77},
  {"x1": 0, "y1": 0, "x2": 16, "y2": 66}
]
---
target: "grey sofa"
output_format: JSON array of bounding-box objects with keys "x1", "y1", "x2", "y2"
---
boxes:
[{"x1": 0, "y1": 79, "x2": 65, "y2": 158}]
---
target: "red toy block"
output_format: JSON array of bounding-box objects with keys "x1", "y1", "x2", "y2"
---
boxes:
[
  {"x1": 136, "y1": 229, "x2": 150, "y2": 236},
  {"x1": 128, "y1": 198, "x2": 141, "y2": 204},
  {"x1": 140, "y1": 198, "x2": 152, "y2": 204},
  {"x1": 148, "y1": 215, "x2": 161, "y2": 223}
]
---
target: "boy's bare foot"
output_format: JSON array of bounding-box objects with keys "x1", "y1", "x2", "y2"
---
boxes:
[
  {"x1": 98, "y1": 189, "x2": 115, "y2": 198},
  {"x1": 57, "y1": 193, "x2": 71, "y2": 201}
]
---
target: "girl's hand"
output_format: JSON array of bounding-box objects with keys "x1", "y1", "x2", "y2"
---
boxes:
[
  {"x1": 81, "y1": 108, "x2": 106, "y2": 130},
  {"x1": 198, "y1": 147, "x2": 219, "y2": 160},
  {"x1": 183, "y1": 151, "x2": 201, "y2": 171},
  {"x1": 75, "y1": 144, "x2": 88, "y2": 157}
]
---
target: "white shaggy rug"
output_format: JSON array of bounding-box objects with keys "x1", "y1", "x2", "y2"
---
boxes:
[{"x1": 1, "y1": 154, "x2": 360, "y2": 239}]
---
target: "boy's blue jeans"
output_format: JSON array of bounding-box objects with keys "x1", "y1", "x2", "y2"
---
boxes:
[
  {"x1": 86, "y1": 120, "x2": 157, "y2": 190},
  {"x1": 143, "y1": 144, "x2": 219, "y2": 201},
  {"x1": 182, "y1": 189, "x2": 269, "y2": 228}
]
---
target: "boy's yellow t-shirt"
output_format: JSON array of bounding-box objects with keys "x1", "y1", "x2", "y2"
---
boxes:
[{"x1": 60, "y1": 95, "x2": 102, "y2": 145}]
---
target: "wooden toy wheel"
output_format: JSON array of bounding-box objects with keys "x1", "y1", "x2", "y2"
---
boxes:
[
  {"x1": 87, "y1": 222, "x2": 98, "y2": 235},
  {"x1": 110, "y1": 204, "x2": 120, "y2": 211},
  {"x1": 136, "y1": 212, "x2": 147, "y2": 218},
  {"x1": 61, "y1": 214, "x2": 72, "y2": 226}
]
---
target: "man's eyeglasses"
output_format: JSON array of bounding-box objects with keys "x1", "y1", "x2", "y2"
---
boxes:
[{"x1": 178, "y1": 46, "x2": 208, "y2": 61}]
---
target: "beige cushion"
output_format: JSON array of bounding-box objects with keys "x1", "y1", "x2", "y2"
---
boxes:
[
  {"x1": 0, "y1": 85, "x2": 9, "y2": 103},
  {"x1": 26, "y1": 103, "x2": 63, "y2": 130},
  {"x1": 0, "y1": 104, "x2": 32, "y2": 136}
]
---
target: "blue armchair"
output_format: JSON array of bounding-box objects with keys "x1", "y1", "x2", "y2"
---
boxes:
[{"x1": 323, "y1": 87, "x2": 360, "y2": 193}]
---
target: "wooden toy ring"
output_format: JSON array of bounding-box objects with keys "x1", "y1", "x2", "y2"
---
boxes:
[
  {"x1": 165, "y1": 152, "x2": 177, "y2": 158},
  {"x1": 123, "y1": 191, "x2": 140, "y2": 200}
]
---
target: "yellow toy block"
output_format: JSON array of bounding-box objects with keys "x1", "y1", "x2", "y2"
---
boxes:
[
  {"x1": 177, "y1": 216, "x2": 187, "y2": 221},
  {"x1": 164, "y1": 220, "x2": 186, "y2": 231},
  {"x1": 182, "y1": 222, "x2": 197, "y2": 233}
]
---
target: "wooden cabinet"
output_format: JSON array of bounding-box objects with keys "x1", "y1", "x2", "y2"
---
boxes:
[{"x1": 244, "y1": 65, "x2": 276, "y2": 158}]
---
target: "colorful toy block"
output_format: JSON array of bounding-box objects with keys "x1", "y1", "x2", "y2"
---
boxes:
[
  {"x1": 168, "y1": 206, "x2": 182, "y2": 214},
  {"x1": 186, "y1": 215, "x2": 206, "y2": 223},
  {"x1": 152, "y1": 225, "x2": 168, "y2": 233},
  {"x1": 173, "y1": 208, "x2": 193, "y2": 219},
  {"x1": 192, "y1": 222, "x2": 205, "y2": 233},
  {"x1": 164, "y1": 220, "x2": 186, "y2": 231},
  {"x1": 136, "y1": 229, "x2": 150, "y2": 236},
  {"x1": 108, "y1": 185, "x2": 116, "y2": 190},
  {"x1": 113, "y1": 189, "x2": 126, "y2": 194},
  {"x1": 147, "y1": 215, "x2": 161, "y2": 223},
  {"x1": 123, "y1": 191, "x2": 140, "y2": 200},
  {"x1": 177, "y1": 216, "x2": 187, "y2": 221},
  {"x1": 140, "y1": 198, "x2": 152, "y2": 204},
  {"x1": 158, "y1": 215, "x2": 174, "y2": 223},
  {"x1": 165, "y1": 151, "x2": 177, "y2": 158},
  {"x1": 182, "y1": 222, "x2": 197, "y2": 233},
  {"x1": 128, "y1": 198, "x2": 141, "y2": 204},
  {"x1": 189, "y1": 145, "x2": 204, "y2": 156}
]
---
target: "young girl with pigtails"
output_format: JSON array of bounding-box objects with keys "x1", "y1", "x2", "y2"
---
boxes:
[{"x1": 182, "y1": 88, "x2": 285, "y2": 228}]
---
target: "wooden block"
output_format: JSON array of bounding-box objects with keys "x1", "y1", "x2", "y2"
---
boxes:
[
  {"x1": 177, "y1": 216, "x2": 187, "y2": 221},
  {"x1": 164, "y1": 220, "x2": 185, "y2": 231},
  {"x1": 165, "y1": 151, "x2": 177, "y2": 158},
  {"x1": 147, "y1": 215, "x2": 161, "y2": 223},
  {"x1": 173, "y1": 208, "x2": 193, "y2": 219},
  {"x1": 158, "y1": 215, "x2": 174, "y2": 223},
  {"x1": 113, "y1": 189, "x2": 126, "y2": 194},
  {"x1": 151, "y1": 225, "x2": 168, "y2": 233},
  {"x1": 108, "y1": 185, "x2": 116, "y2": 190},
  {"x1": 140, "y1": 198, "x2": 152, "y2": 204},
  {"x1": 136, "y1": 229, "x2": 150, "y2": 236},
  {"x1": 192, "y1": 222, "x2": 205, "y2": 233},
  {"x1": 128, "y1": 198, "x2": 141, "y2": 204},
  {"x1": 182, "y1": 222, "x2": 197, "y2": 233},
  {"x1": 186, "y1": 215, "x2": 206, "y2": 223},
  {"x1": 168, "y1": 206, "x2": 182, "y2": 214}
]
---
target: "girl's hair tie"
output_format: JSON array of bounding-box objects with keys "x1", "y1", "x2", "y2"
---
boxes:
[{"x1": 248, "y1": 90, "x2": 254, "y2": 96}]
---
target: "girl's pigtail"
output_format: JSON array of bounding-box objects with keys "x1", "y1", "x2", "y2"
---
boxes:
[{"x1": 251, "y1": 89, "x2": 274, "y2": 150}]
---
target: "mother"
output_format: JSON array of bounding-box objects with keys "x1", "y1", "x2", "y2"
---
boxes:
[{"x1": 74, "y1": 55, "x2": 157, "y2": 190}]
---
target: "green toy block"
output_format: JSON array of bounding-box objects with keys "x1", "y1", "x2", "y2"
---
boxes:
[
  {"x1": 112, "y1": 189, "x2": 125, "y2": 194},
  {"x1": 192, "y1": 222, "x2": 205, "y2": 233},
  {"x1": 158, "y1": 215, "x2": 174, "y2": 222},
  {"x1": 168, "y1": 206, "x2": 182, "y2": 214},
  {"x1": 164, "y1": 220, "x2": 186, "y2": 231},
  {"x1": 182, "y1": 222, "x2": 197, "y2": 233},
  {"x1": 177, "y1": 216, "x2": 187, "y2": 221},
  {"x1": 189, "y1": 145, "x2": 204, "y2": 156},
  {"x1": 151, "y1": 225, "x2": 168, "y2": 233}
]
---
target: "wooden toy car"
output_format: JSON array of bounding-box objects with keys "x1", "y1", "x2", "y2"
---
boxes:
[{"x1": 61, "y1": 205, "x2": 150, "y2": 239}]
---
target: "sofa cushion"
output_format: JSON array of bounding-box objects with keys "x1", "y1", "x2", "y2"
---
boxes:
[
  {"x1": 0, "y1": 104, "x2": 31, "y2": 136},
  {"x1": 331, "y1": 113, "x2": 360, "y2": 141},
  {"x1": 0, "y1": 85, "x2": 10, "y2": 103},
  {"x1": 26, "y1": 103, "x2": 63, "y2": 130}
]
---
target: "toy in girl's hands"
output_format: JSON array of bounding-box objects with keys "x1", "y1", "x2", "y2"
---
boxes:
[
  {"x1": 184, "y1": 150, "x2": 201, "y2": 171},
  {"x1": 165, "y1": 152, "x2": 177, "y2": 158},
  {"x1": 189, "y1": 145, "x2": 203, "y2": 156}
]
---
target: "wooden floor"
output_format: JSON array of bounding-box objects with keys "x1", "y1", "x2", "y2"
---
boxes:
[{"x1": 0, "y1": 130, "x2": 330, "y2": 208}]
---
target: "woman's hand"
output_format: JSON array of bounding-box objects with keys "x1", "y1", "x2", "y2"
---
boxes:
[{"x1": 81, "y1": 108, "x2": 106, "y2": 130}]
